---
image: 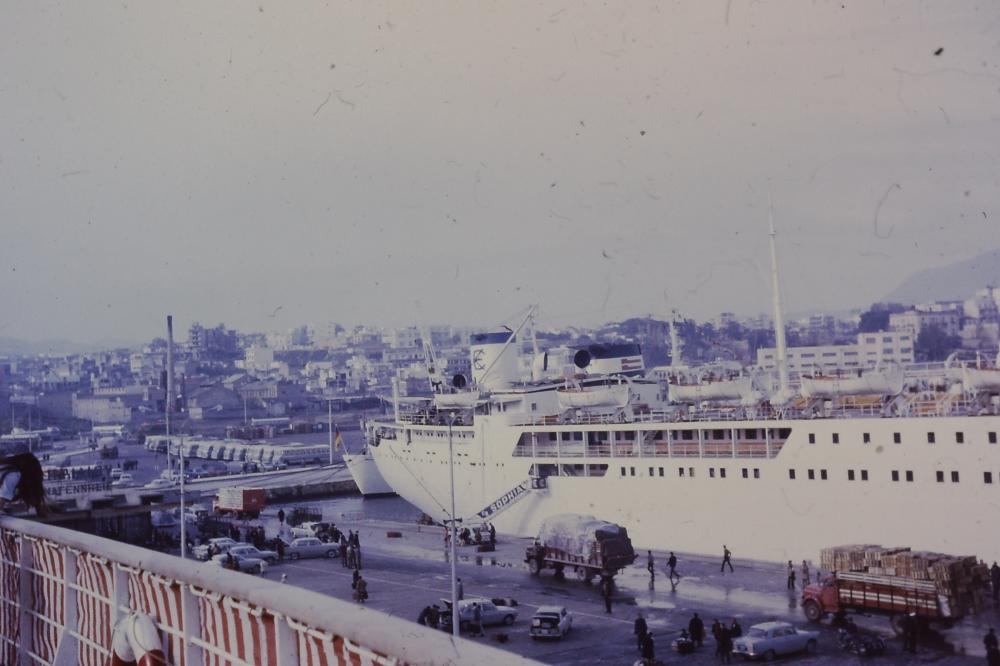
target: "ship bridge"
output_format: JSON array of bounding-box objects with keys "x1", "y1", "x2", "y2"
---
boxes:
[{"x1": 0, "y1": 515, "x2": 531, "y2": 666}]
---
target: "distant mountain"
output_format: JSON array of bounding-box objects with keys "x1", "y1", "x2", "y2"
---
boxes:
[
  {"x1": 0, "y1": 337, "x2": 140, "y2": 357},
  {"x1": 883, "y1": 249, "x2": 1000, "y2": 306}
]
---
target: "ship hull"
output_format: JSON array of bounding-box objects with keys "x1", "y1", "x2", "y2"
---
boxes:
[
  {"x1": 371, "y1": 415, "x2": 1000, "y2": 563},
  {"x1": 343, "y1": 451, "x2": 395, "y2": 496}
]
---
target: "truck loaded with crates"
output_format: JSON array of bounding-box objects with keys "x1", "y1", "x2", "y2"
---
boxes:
[
  {"x1": 525, "y1": 514, "x2": 637, "y2": 583},
  {"x1": 214, "y1": 487, "x2": 267, "y2": 519},
  {"x1": 802, "y1": 544, "x2": 990, "y2": 633}
]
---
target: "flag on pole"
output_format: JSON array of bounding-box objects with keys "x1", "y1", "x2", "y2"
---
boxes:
[{"x1": 334, "y1": 425, "x2": 344, "y2": 451}]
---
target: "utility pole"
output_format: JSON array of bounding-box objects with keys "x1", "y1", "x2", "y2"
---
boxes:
[
  {"x1": 328, "y1": 399, "x2": 334, "y2": 465},
  {"x1": 448, "y1": 412, "x2": 459, "y2": 637}
]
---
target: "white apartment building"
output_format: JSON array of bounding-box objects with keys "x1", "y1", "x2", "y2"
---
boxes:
[
  {"x1": 889, "y1": 308, "x2": 963, "y2": 338},
  {"x1": 756, "y1": 330, "x2": 914, "y2": 374}
]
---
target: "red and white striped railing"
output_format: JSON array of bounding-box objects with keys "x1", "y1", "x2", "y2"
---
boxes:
[{"x1": 0, "y1": 516, "x2": 536, "y2": 666}]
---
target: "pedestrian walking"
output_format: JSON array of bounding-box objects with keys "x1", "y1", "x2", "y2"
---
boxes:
[
  {"x1": 718, "y1": 624, "x2": 732, "y2": 663},
  {"x1": 721, "y1": 545, "x2": 734, "y2": 573},
  {"x1": 991, "y1": 563, "x2": 1000, "y2": 602},
  {"x1": 339, "y1": 540, "x2": 348, "y2": 568},
  {"x1": 634, "y1": 613, "x2": 648, "y2": 651},
  {"x1": 787, "y1": 561, "x2": 796, "y2": 589},
  {"x1": 351, "y1": 569, "x2": 360, "y2": 591},
  {"x1": 901, "y1": 612, "x2": 917, "y2": 654},
  {"x1": 668, "y1": 551, "x2": 680, "y2": 583},
  {"x1": 689, "y1": 612, "x2": 705, "y2": 648},
  {"x1": 472, "y1": 603, "x2": 485, "y2": 637},
  {"x1": 800, "y1": 560, "x2": 811, "y2": 588},
  {"x1": 601, "y1": 576, "x2": 613, "y2": 614},
  {"x1": 354, "y1": 576, "x2": 368, "y2": 603},
  {"x1": 640, "y1": 632, "x2": 655, "y2": 663},
  {"x1": 729, "y1": 619, "x2": 742, "y2": 639},
  {"x1": 276, "y1": 538, "x2": 285, "y2": 562},
  {"x1": 711, "y1": 618, "x2": 722, "y2": 644},
  {"x1": 457, "y1": 577, "x2": 464, "y2": 601},
  {"x1": 985, "y1": 627, "x2": 999, "y2": 652},
  {"x1": 647, "y1": 550, "x2": 655, "y2": 580}
]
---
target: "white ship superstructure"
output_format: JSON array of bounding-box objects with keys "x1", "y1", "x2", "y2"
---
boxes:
[{"x1": 368, "y1": 329, "x2": 1000, "y2": 563}]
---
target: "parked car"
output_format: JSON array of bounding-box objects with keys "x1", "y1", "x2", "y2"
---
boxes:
[
  {"x1": 227, "y1": 544, "x2": 279, "y2": 565},
  {"x1": 193, "y1": 537, "x2": 239, "y2": 561},
  {"x1": 143, "y1": 478, "x2": 175, "y2": 490},
  {"x1": 110, "y1": 474, "x2": 135, "y2": 488},
  {"x1": 732, "y1": 621, "x2": 819, "y2": 661},
  {"x1": 529, "y1": 606, "x2": 573, "y2": 639},
  {"x1": 285, "y1": 537, "x2": 338, "y2": 560},
  {"x1": 438, "y1": 597, "x2": 517, "y2": 632},
  {"x1": 291, "y1": 521, "x2": 332, "y2": 540},
  {"x1": 211, "y1": 552, "x2": 266, "y2": 574}
]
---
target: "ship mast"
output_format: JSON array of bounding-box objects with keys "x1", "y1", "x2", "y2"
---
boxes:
[
  {"x1": 768, "y1": 190, "x2": 790, "y2": 397},
  {"x1": 669, "y1": 310, "x2": 683, "y2": 369}
]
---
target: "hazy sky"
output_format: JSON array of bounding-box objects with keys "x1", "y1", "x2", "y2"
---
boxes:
[{"x1": 2, "y1": 1, "x2": 998, "y2": 342}]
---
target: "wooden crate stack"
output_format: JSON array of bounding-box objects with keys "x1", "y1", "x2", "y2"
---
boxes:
[{"x1": 821, "y1": 545, "x2": 990, "y2": 616}]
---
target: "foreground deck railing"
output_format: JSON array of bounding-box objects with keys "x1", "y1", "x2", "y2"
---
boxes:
[{"x1": 0, "y1": 516, "x2": 537, "y2": 666}]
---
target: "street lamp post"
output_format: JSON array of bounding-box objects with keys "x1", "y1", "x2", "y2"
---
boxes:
[
  {"x1": 447, "y1": 412, "x2": 459, "y2": 638},
  {"x1": 328, "y1": 399, "x2": 334, "y2": 465},
  {"x1": 179, "y1": 435, "x2": 187, "y2": 559}
]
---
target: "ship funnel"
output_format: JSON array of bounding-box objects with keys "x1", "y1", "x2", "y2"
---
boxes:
[
  {"x1": 576, "y1": 343, "x2": 644, "y2": 376},
  {"x1": 470, "y1": 331, "x2": 519, "y2": 391}
]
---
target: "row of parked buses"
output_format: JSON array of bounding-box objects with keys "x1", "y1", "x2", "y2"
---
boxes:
[{"x1": 143, "y1": 436, "x2": 328, "y2": 468}]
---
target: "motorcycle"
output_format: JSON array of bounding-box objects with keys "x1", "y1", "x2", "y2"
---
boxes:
[{"x1": 838, "y1": 628, "x2": 887, "y2": 656}]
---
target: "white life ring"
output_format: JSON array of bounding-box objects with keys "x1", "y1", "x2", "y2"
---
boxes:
[{"x1": 110, "y1": 612, "x2": 167, "y2": 666}]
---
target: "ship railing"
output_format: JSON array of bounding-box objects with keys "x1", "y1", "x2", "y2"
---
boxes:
[
  {"x1": 0, "y1": 515, "x2": 535, "y2": 666},
  {"x1": 484, "y1": 398, "x2": 987, "y2": 430}
]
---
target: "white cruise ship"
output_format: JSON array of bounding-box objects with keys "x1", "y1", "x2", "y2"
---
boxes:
[
  {"x1": 343, "y1": 447, "x2": 395, "y2": 496},
  {"x1": 367, "y1": 329, "x2": 1000, "y2": 563}
]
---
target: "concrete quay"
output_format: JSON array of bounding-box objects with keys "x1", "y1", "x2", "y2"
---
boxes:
[{"x1": 247, "y1": 513, "x2": 994, "y2": 665}]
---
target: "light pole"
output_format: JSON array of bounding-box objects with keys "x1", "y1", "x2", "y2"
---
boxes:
[
  {"x1": 447, "y1": 412, "x2": 459, "y2": 638},
  {"x1": 178, "y1": 435, "x2": 187, "y2": 559},
  {"x1": 328, "y1": 399, "x2": 334, "y2": 465}
]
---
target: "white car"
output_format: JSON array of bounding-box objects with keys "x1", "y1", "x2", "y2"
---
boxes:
[
  {"x1": 732, "y1": 621, "x2": 819, "y2": 661},
  {"x1": 110, "y1": 474, "x2": 135, "y2": 488},
  {"x1": 285, "y1": 537, "x2": 338, "y2": 560},
  {"x1": 193, "y1": 538, "x2": 239, "y2": 561},
  {"x1": 143, "y1": 478, "x2": 176, "y2": 489},
  {"x1": 291, "y1": 521, "x2": 330, "y2": 539},
  {"x1": 529, "y1": 606, "x2": 573, "y2": 639}
]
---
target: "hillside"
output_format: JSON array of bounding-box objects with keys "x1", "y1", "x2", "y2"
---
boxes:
[{"x1": 883, "y1": 249, "x2": 1000, "y2": 305}]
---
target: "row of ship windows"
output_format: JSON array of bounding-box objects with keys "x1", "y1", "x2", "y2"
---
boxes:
[
  {"x1": 620, "y1": 466, "x2": 988, "y2": 484},
  {"x1": 621, "y1": 466, "x2": 761, "y2": 479},
  {"x1": 808, "y1": 431, "x2": 998, "y2": 445}
]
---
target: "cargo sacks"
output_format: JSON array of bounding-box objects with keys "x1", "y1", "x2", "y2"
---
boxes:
[{"x1": 821, "y1": 545, "x2": 991, "y2": 617}]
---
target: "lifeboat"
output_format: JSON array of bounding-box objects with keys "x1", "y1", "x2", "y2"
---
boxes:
[
  {"x1": 669, "y1": 377, "x2": 754, "y2": 404},
  {"x1": 557, "y1": 383, "x2": 630, "y2": 409},
  {"x1": 800, "y1": 367, "x2": 904, "y2": 399},
  {"x1": 962, "y1": 367, "x2": 1000, "y2": 392},
  {"x1": 433, "y1": 391, "x2": 482, "y2": 409}
]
